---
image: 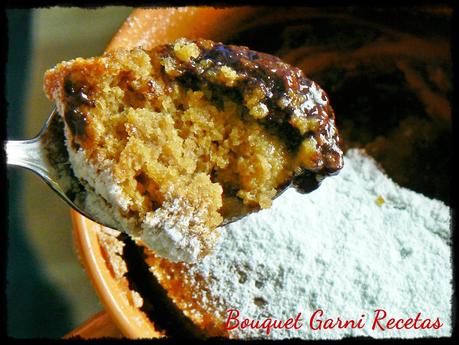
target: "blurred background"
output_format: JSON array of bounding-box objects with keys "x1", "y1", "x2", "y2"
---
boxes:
[{"x1": 6, "y1": 7, "x2": 132, "y2": 338}]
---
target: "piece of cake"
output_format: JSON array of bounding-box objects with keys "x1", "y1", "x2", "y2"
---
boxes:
[
  {"x1": 44, "y1": 38, "x2": 343, "y2": 262},
  {"x1": 100, "y1": 149, "x2": 451, "y2": 339}
]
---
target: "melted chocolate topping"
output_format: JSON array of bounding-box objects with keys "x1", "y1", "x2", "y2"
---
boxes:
[
  {"x1": 154, "y1": 39, "x2": 343, "y2": 180},
  {"x1": 63, "y1": 77, "x2": 95, "y2": 147}
]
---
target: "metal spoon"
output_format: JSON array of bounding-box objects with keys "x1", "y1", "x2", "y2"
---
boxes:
[
  {"x1": 6, "y1": 110, "x2": 320, "y2": 229},
  {"x1": 5, "y1": 110, "x2": 119, "y2": 227}
]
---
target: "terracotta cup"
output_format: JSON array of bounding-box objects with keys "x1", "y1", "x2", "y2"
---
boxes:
[{"x1": 68, "y1": 5, "x2": 452, "y2": 339}]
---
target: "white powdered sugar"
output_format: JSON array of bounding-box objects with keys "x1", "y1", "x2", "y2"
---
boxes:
[
  {"x1": 309, "y1": 81, "x2": 328, "y2": 105},
  {"x1": 68, "y1": 145, "x2": 132, "y2": 213},
  {"x1": 142, "y1": 196, "x2": 214, "y2": 263},
  {"x1": 68, "y1": 144, "x2": 208, "y2": 263},
  {"x1": 183, "y1": 149, "x2": 452, "y2": 339}
]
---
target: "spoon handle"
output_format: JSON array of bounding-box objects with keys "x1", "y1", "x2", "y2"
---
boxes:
[
  {"x1": 6, "y1": 138, "x2": 50, "y2": 178},
  {"x1": 6, "y1": 137, "x2": 72, "y2": 204}
]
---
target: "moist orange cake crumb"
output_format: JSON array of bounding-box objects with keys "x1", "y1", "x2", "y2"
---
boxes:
[{"x1": 44, "y1": 38, "x2": 342, "y2": 262}]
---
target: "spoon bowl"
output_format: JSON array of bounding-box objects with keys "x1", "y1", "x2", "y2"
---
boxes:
[{"x1": 6, "y1": 108, "x2": 293, "y2": 230}]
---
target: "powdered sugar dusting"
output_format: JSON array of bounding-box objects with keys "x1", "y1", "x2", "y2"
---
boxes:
[
  {"x1": 68, "y1": 144, "x2": 210, "y2": 263},
  {"x1": 309, "y1": 81, "x2": 327, "y2": 105},
  {"x1": 68, "y1": 145, "x2": 132, "y2": 212},
  {"x1": 142, "y1": 195, "x2": 214, "y2": 263},
  {"x1": 178, "y1": 149, "x2": 451, "y2": 339}
]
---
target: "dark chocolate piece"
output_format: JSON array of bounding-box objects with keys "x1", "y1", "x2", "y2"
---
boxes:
[{"x1": 63, "y1": 77, "x2": 95, "y2": 147}]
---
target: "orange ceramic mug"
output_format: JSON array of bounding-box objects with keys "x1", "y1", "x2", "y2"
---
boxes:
[
  {"x1": 69, "y1": 6, "x2": 258, "y2": 339},
  {"x1": 66, "y1": 5, "x2": 452, "y2": 339}
]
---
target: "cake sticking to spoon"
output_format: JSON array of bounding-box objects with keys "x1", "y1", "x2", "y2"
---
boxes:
[{"x1": 43, "y1": 38, "x2": 343, "y2": 262}]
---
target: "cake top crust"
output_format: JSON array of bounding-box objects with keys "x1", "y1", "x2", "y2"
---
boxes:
[{"x1": 154, "y1": 38, "x2": 343, "y2": 178}]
